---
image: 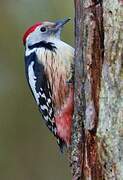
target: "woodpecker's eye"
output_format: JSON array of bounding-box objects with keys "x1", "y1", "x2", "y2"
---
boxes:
[{"x1": 40, "y1": 27, "x2": 47, "y2": 32}]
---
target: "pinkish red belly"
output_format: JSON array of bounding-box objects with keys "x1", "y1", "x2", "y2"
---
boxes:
[{"x1": 54, "y1": 85, "x2": 74, "y2": 145}]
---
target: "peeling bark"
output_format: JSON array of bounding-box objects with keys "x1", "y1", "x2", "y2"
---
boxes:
[
  {"x1": 71, "y1": 0, "x2": 123, "y2": 179},
  {"x1": 83, "y1": 1, "x2": 104, "y2": 179}
]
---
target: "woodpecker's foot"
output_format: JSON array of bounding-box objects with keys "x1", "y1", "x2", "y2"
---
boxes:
[{"x1": 66, "y1": 79, "x2": 73, "y2": 84}]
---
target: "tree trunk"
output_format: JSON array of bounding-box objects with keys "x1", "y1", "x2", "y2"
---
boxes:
[{"x1": 70, "y1": 0, "x2": 123, "y2": 179}]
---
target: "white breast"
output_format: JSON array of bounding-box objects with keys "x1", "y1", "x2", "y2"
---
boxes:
[{"x1": 36, "y1": 38, "x2": 74, "y2": 110}]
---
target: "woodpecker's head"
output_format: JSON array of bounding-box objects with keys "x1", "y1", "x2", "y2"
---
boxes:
[{"x1": 23, "y1": 18, "x2": 70, "y2": 47}]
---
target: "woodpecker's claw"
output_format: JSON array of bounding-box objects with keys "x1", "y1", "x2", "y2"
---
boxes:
[{"x1": 66, "y1": 79, "x2": 73, "y2": 84}]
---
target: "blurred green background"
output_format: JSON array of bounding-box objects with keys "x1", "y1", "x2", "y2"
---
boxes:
[{"x1": 0, "y1": 0, "x2": 74, "y2": 180}]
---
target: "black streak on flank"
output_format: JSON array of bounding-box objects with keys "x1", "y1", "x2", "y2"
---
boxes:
[{"x1": 28, "y1": 41, "x2": 57, "y2": 52}]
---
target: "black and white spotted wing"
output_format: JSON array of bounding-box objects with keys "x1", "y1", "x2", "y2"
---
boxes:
[{"x1": 25, "y1": 52, "x2": 65, "y2": 151}]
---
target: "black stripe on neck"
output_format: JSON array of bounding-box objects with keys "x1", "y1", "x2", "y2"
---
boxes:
[{"x1": 28, "y1": 41, "x2": 57, "y2": 52}]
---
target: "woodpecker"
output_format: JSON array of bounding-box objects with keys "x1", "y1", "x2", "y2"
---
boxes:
[{"x1": 23, "y1": 18, "x2": 74, "y2": 151}]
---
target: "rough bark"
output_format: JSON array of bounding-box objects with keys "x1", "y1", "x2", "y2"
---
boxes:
[
  {"x1": 97, "y1": 1, "x2": 123, "y2": 179},
  {"x1": 70, "y1": 0, "x2": 123, "y2": 179},
  {"x1": 70, "y1": 0, "x2": 85, "y2": 180}
]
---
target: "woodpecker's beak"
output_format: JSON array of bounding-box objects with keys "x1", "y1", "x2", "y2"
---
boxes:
[
  {"x1": 55, "y1": 18, "x2": 71, "y2": 29},
  {"x1": 56, "y1": 18, "x2": 70, "y2": 29},
  {"x1": 51, "y1": 18, "x2": 70, "y2": 38}
]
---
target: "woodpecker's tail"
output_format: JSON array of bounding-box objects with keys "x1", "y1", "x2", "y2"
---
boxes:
[{"x1": 57, "y1": 138, "x2": 66, "y2": 153}]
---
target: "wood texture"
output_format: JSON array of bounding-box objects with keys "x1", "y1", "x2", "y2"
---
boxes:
[
  {"x1": 70, "y1": 0, "x2": 85, "y2": 179},
  {"x1": 70, "y1": 0, "x2": 123, "y2": 179}
]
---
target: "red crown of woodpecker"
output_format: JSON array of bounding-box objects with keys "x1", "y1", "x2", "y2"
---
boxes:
[{"x1": 23, "y1": 22, "x2": 42, "y2": 45}]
